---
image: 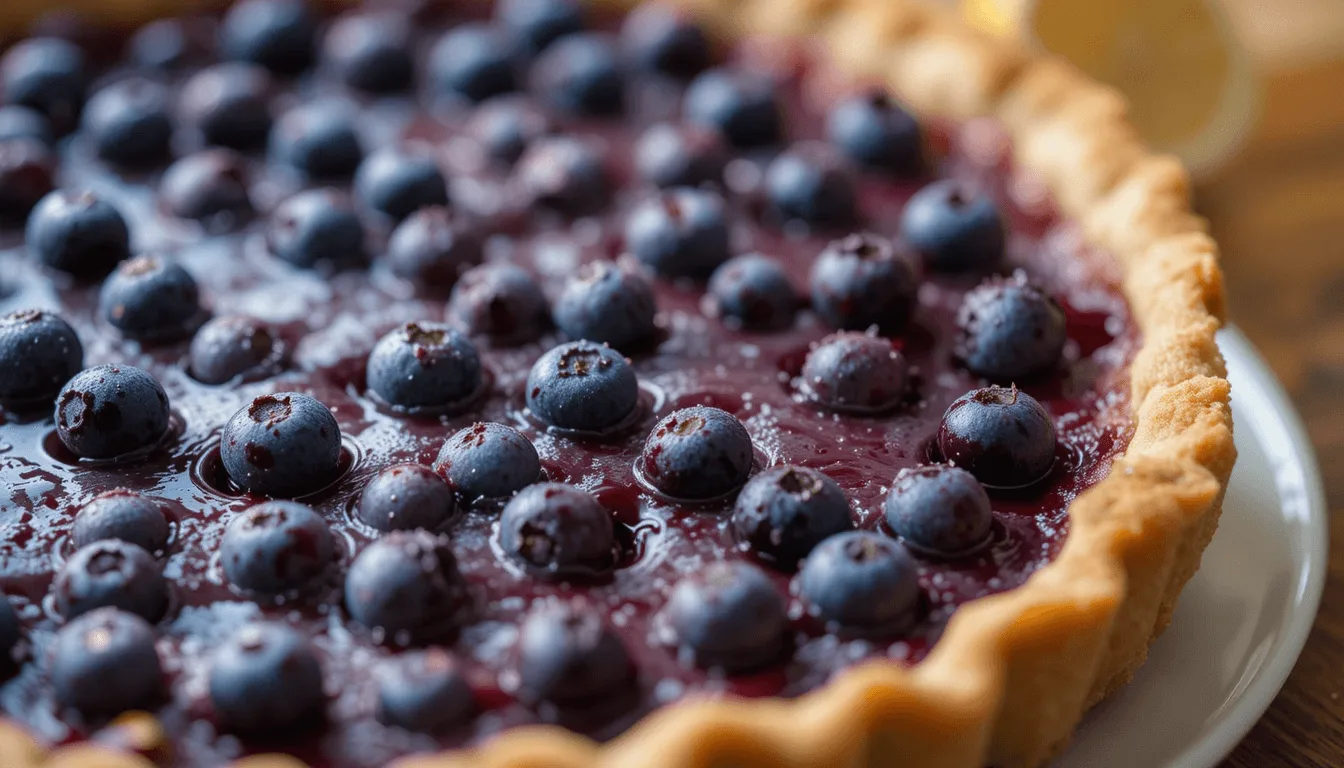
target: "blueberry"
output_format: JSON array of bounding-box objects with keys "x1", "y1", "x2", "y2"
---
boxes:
[
  {"x1": 706, "y1": 254, "x2": 799, "y2": 331},
  {"x1": 0, "y1": 309, "x2": 82, "y2": 408},
  {"x1": 385, "y1": 206, "x2": 481, "y2": 287},
  {"x1": 81, "y1": 78, "x2": 174, "y2": 167},
  {"x1": 188, "y1": 315, "x2": 284, "y2": 384},
  {"x1": 795, "y1": 531, "x2": 921, "y2": 633},
  {"x1": 624, "y1": 188, "x2": 731, "y2": 278},
  {"x1": 938, "y1": 385, "x2": 1056, "y2": 488},
  {"x1": 220, "y1": 0, "x2": 317, "y2": 75},
  {"x1": 0, "y1": 37, "x2": 86, "y2": 135},
  {"x1": 129, "y1": 18, "x2": 205, "y2": 71},
  {"x1": 323, "y1": 11, "x2": 414, "y2": 94},
  {"x1": 496, "y1": 0, "x2": 584, "y2": 53},
  {"x1": 553, "y1": 260, "x2": 658, "y2": 351},
  {"x1": 159, "y1": 149, "x2": 254, "y2": 229},
  {"x1": 221, "y1": 501, "x2": 336, "y2": 595},
  {"x1": 633, "y1": 122, "x2": 726, "y2": 189},
  {"x1": 730, "y1": 465, "x2": 853, "y2": 569},
  {"x1": 465, "y1": 95, "x2": 553, "y2": 166},
  {"x1": 661, "y1": 561, "x2": 787, "y2": 672},
  {"x1": 267, "y1": 189, "x2": 369, "y2": 271},
  {"x1": 514, "y1": 135, "x2": 608, "y2": 216},
  {"x1": 366, "y1": 322, "x2": 483, "y2": 412},
  {"x1": 808, "y1": 233, "x2": 919, "y2": 331},
  {"x1": 209, "y1": 623, "x2": 325, "y2": 734},
  {"x1": 498, "y1": 483, "x2": 617, "y2": 579},
  {"x1": 179, "y1": 63, "x2": 273, "y2": 151},
  {"x1": 446, "y1": 263, "x2": 551, "y2": 345},
  {"x1": 344, "y1": 530, "x2": 469, "y2": 645},
  {"x1": 526, "y1": 341, "x2": 639, "y2": 433},
  {"x1": 71, "y1": 490, "x2": 171, "y2": 554},
  {"x1": 50, "y1": 608, "x2": 163, "y2": 717},
  {"x1": 0, "y1": 598, "x2": 19, "y2": 669},
  {"x1": 374, "y1": 649, "x2": 474, "y2": 732},
  {"x1": 620, "y1": 4, "x2": 710, "y2": 79},
  {"x1": 428, "y1": 24, "x2": 520, "y2": 104},
  {"x1": 884, "y1": 465, "x2": 993, "y2": 556},
  {"x1": 98, "y1": 256, "x2": 205, "y2": 342},
  {"x1": 531, "y1": 33, "x2": 623, "y2": 116},
  {"x1": 955, "y1": 274, "x2": 1067, "y2": 381},
  {"x1": 54, "y1": 540, "x2": 170, "y2": 623},
  {"x1": 798, "y1": 332, "x2": 908, "y2": 414},
  {"x1": 899, "y1": 180, "x2": 1006, "y2": 273},
  {"x1": 516, "y1": 602, "x2": 635, "y2": 709},
  {"x1": 271, "y1": 101, "x2": 365, "y2": 181},
  {"x1": 639, "y1": 406, "x2": 753, "y2": 500},
  {"x1": 765, "y1": 142, "x2": 858, "y2": 228},
  {"x1": 0, "y1": 139, "x2": 55, "y2": 224},
  {"x1": 434, "y1": 422, "x2": 541, "y2": 501},
  {"x1": 220, "y1": 392, "x2": 343, "y2": 497},
  {"x1": 354, "y1": 146, "x2": 450, "y2": 223},
  {"x1": 356, "y1": 463, "x2": 457, "y2": 532},
  {"x1": 0, "y1": 105, "x2": 53, "y2": 146},
  {"x1": 683, "y1": 69, "x2": 781, "y2": 149},
  {"x1": 55, "y1": 365, "x2": 170, "y2": 461},
  {"x1": 25, "y1": 190, "x2": 131, "y2": 277},
  {"x1": 826, "y1": 91, "x2": 923, "y2": 175}
]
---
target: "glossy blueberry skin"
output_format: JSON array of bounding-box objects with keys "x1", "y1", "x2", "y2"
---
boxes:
[
  {"x1": 356, "y1": 463, "x2": 458, "y2": 532},
  {"x1": 323, "y1": 11, "x2": 415, "y2": 94},
  {"x1": 51, "y1": 608, "x2": 163, "y2": 717},
  {"x1": 640, "y1": 406, "x2": 753, "y2": 500},
  {"x1": 798, "y1": 332, "x2": 909, "y2": 413},
  {"x1": 625, "y1": 188, "x2": 731, "y2": 278},
  {"x1": 271, "y1": 101, "x2": 365, "y2": 181},
  {"x1": 899, "y1": 180, "x2": 1006, "y2": 273},
  {"x1": 428, "y1": 24, "x2": 520, "y2": 104},
  {"x1": 98, "y1": 256, "x2": 204, "y2": 342},
  {"x1": 209, "y1": 623, "x2": 325, "y2": 734},
  {"x1": 81, "y1": 78, "x2": 173, "y2": 167},
  {"x1": 553, "y1": 260, "x2": 658, "y2": 351},
  {"x1": 188, "y1": 315, "x2": 283, "y2": 385},
  {"x1": 0, "y1": 598, "x2": 19, "y2": 669},
  {"x1": 25, "y1": 190, "x2": 131, "y2": 277},
  {"x1": 795, "y1": 531, "x2": 922, "y2": 633},
  {"x1": 531, "y1": 33, "x2": 624, "y2": 116},
  {"x1": 826, "y1": 92, "x2": 923, "y2": 176},
  {"x1": 526, "y1": 341, "x2": 640, "y2": 433},
  {"x1": 496, "y1": 0, "x2": 585, "y2": 53},
  {"x1": 434, "y1": 422, "x2": 541, "y2": 501},
  {"x1": 707, "y1": 254, "x2": 799, "y2": 331},
  {"x1": 266, "y1": 189, "x2": 369, "y2": 270},
  {"x1": 220, "y1": 392, "x2": 343, "y2": 498},
  {"x1": 354, "y1": 147, "x2": 450, "y2": 223},
  {"x1": 366, "y1": 322, "x2": 483, "y2": 411},
  {"x1": 55, "y1": 365, "x2": 171, "y2": 461},
  {"x1": 344, "y1": 530, "x2": 469, "y2": 645},
  {"x1": 220, "y1": 501, "x2": 336, "y2": 595},
  {"x1": 661, "y1": 561, "x2": 787, "y2": 672},
  {"x1": 0, "y1": 105, "x2": 53, "y2": 146},
  {"x1": 71, "y1": 490, "x2": 171, "y2": 554},
  {"x1": 0, "y1": 139, "x2": 56, "y2": 224},
  {"x1": 374, "y1": 649, "x2": 474, "y2": 732},
  {"x1": 808, "y1": 233, "x2": 920, "y2": 332},
  {"x1": 447, "y1": 263, "x2": 552, "y2": 345},
  {"x1": 465, "y1": 95, "x2": 553, "y2": 166},
  {"x1": 54, "y1": 540, "x2": 170, "y2": 623},
  {"x1": 730, "y1": 465, "x2": 853, "y2": 569},
  {"x1": 159, "y1": 149, "x2": 254, "y2": 229},
  {"x1": 219, "y1": 0, "x2": 317, "y2": 75},
  {"x1": 620, "y1": 4, "x2": 710, "y2": 79},
  {"x1": 385, "y1": 206, "x2": 482, "y2": 287},
  {"x1": 633, "y1": 122, "x2": 726, "y2": 189},
  {"x1": 0, "y1": 37, "x2": 86, "y2": 135},
  {"x1": 955, "y1": 275, "x2": 1067, "y2": 381},
  {"x1": 129, "y1": 18, "x2": 204, "y2": 71},
  {"x1": 179, "y1": 63, "x2": 273, "y2": 151},
  {"x1": 683, "y1": 68, "x2": 782, "y2": 149},
  {"x1": 498, "y1": 483, "x2": 617, "y2": 579},
  {"x1": 515, "y1": 135, "x2": 608, "y2": 216},
  {"x1": 517, "y1": 602, "x2": 635, "y2": 709},
  {"x1": 764, "y1": 142, "x2": 857, "y2": 227},
  {"x1": 884, "y1": 465, "x2": 993, "y2": 556},
  {"x1": 937, "y1": 386, "x2": 1057, "y2": 488},
  {"x1": 0, "y1": 309, "x2": 83, "y2": 407}
]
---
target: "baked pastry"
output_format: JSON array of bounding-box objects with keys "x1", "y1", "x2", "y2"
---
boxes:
[{"x1": 0, "y1": 1, "x2": 1233, "y2": 767}]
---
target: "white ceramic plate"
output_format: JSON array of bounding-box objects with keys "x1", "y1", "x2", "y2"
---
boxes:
[{"x1": 1057, "y1": 328, "x2": 1328, "y2": 768}]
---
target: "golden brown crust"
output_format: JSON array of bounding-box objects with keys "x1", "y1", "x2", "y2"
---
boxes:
[{"x1": 0, "y1": 1, "x2": 1234, "y2": 767}]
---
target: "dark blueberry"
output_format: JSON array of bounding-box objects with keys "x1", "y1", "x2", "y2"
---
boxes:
[
  {"x1": 639, "y1": 406, "x2": 752, "y2": 500},
  {"x1": 428, "y1": 24, "x2": 520, "y2": 104},
  {"x1": 526, "y1": 341, "x2": 639, "y2": 433},
  {"x1": 795, "y1": 531, "x2": 921, "y2": 633},
  {"x1": 434, "y1": 422, "x2": 541, "y2": 501},
  {"x1": 516, "y1": 602, "x2": 635, "y2": 710},
  {"x1": 899, "y1": 180, "x2": 1006, "y2": 273},
  {"x1": 496, "y1": 0, "x2": 584, "y2": 53},
  {"x1": 937, "y1": 385, "x2": 1056, "y2": 488},
  {"x1": 366, "y1": 322, "x2": 483, "y2": 412},
  {"x1": 826, "y1": 91, "x2": 923, "y2": 175},
  {"x1": 0, "y1": 105, "x2": 52, "y2": 146},
  {"x1": 683, "y1": 68, "x2": 782, "y2": 149},
  {"x1": 765, "y1": 142, "x2": 858, "y2": 228},
  {"x1": 208, "y1": 623, "x2": 325, "y2": 734},
  {"x1": 374, "y1": 649, "x2": 474, "y2": 732},
  {"x1": 271, "y1": 101, "x2": 365, "y2": 181},
  {"x1": 446, "y1": 263, "x2": 551, "y2": 345},
  {"x1": 955, "y1": 274, "x2": 1067, "y2": 381},
  {"x1": 55, "y1": 365, "x2": 170, "y2": 461},
  {"x1": 624, "y1": 188, "x2": 730, "y2": 278},
  {"x1": 553, "y1": 260, "x2": 657, "y2": 351},
  {"x1": 730, "y1": 465, "x2": 853, "y2": 569},
  {"x1": 266, "y1": 189, "x2": 369, "y2": 270},
  {"x1": 0, "y1": 140, "x2": 57, "y2": 225},
  {"x1": 0, "y1": 598, "x2": 19, "y2": 669},
  {"x1": 0, "y1": 37, "x2": 86, "y2": 134},
  {"x1": 219, "y1": 392, "x2": 343, "y2": 497},
  {"x1": 531, "y1": 33, "x2": 623, "y2": 116},
  {"x1": 354, "y1": 146, "x2": 450, "y2": 223},
  {"x1": 179, "y1": 63, "x2": 273, "y2": 151},
  {"x1": 159, "y1": 149, "x2": 254, "y2": 229},
  {"x1": 50, "y1": 608, "x2": 163, "y2": 717},
  {"x1": 344, "y1": 530, "x2": 469, "y2": 645},
  {"x1": 465, "y1": 95, "x2": 552, "y2": 166},
  {"x1": 620, "y1": 3, "x2": 710, "y2": 79},
  {"x1": 323, "y1": 11, "x2": 414, "y2": 94},
  {"x1": 0, "y1": 309, "x2": 82, "y2": 408},
  {"x1": 25, "y1": 190, "x2": 130, "y2": 277},
  {"x1": 385, "y1": 206, "x2": 481, "y2": 287},
  {"x1": 129, "y1": 18, "x2": 206, "y2": 71},
  {"x1": 633, "y1": 122, "x2": 726, "y2": 189},
  {"x1": 71, "y1": 490, "x2": 171, "y2": 554},
  {"x1": 808, "y1": 233, "x2": 919, "y2": 331},
  {"x1": 498, "y1": 483, "x2": 616, "y2": 579},
  {"x1": 356, "y1": 464, "x2": 457, "y2": 532},
  {"x1": 220, "y1": 0, "x2": 317, "y2": 75},
  {"x1": 706, "y1": 253, "x2": 799, "y2": 331},
  {"x1": 53, "y1": 540, "x2": 170, "y2": 623},
  {"x1": 188, "y1": 315, "x2": 284, "y2": 385},
  {"x1": 220, "y1": 501, "x2": 336, "y2": 595},
  {"x1": 98, "y1": 256, "x2": 204, "y2": 342},
  {"x1": 514, "y1": 135, "x2": 608, "y2": 216},
  {"x1": 884, "y1": 465, "x2": 993, "y2": 556},
  {"x1": 660, "y1": 561, "x2": 787, "y2": 672},
  {"x1": 81, "y1": 78, "x2": 174, "y2": 167},
  {"x1": 798, "y1": 332, "x2": 908, "y2": 414}
]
